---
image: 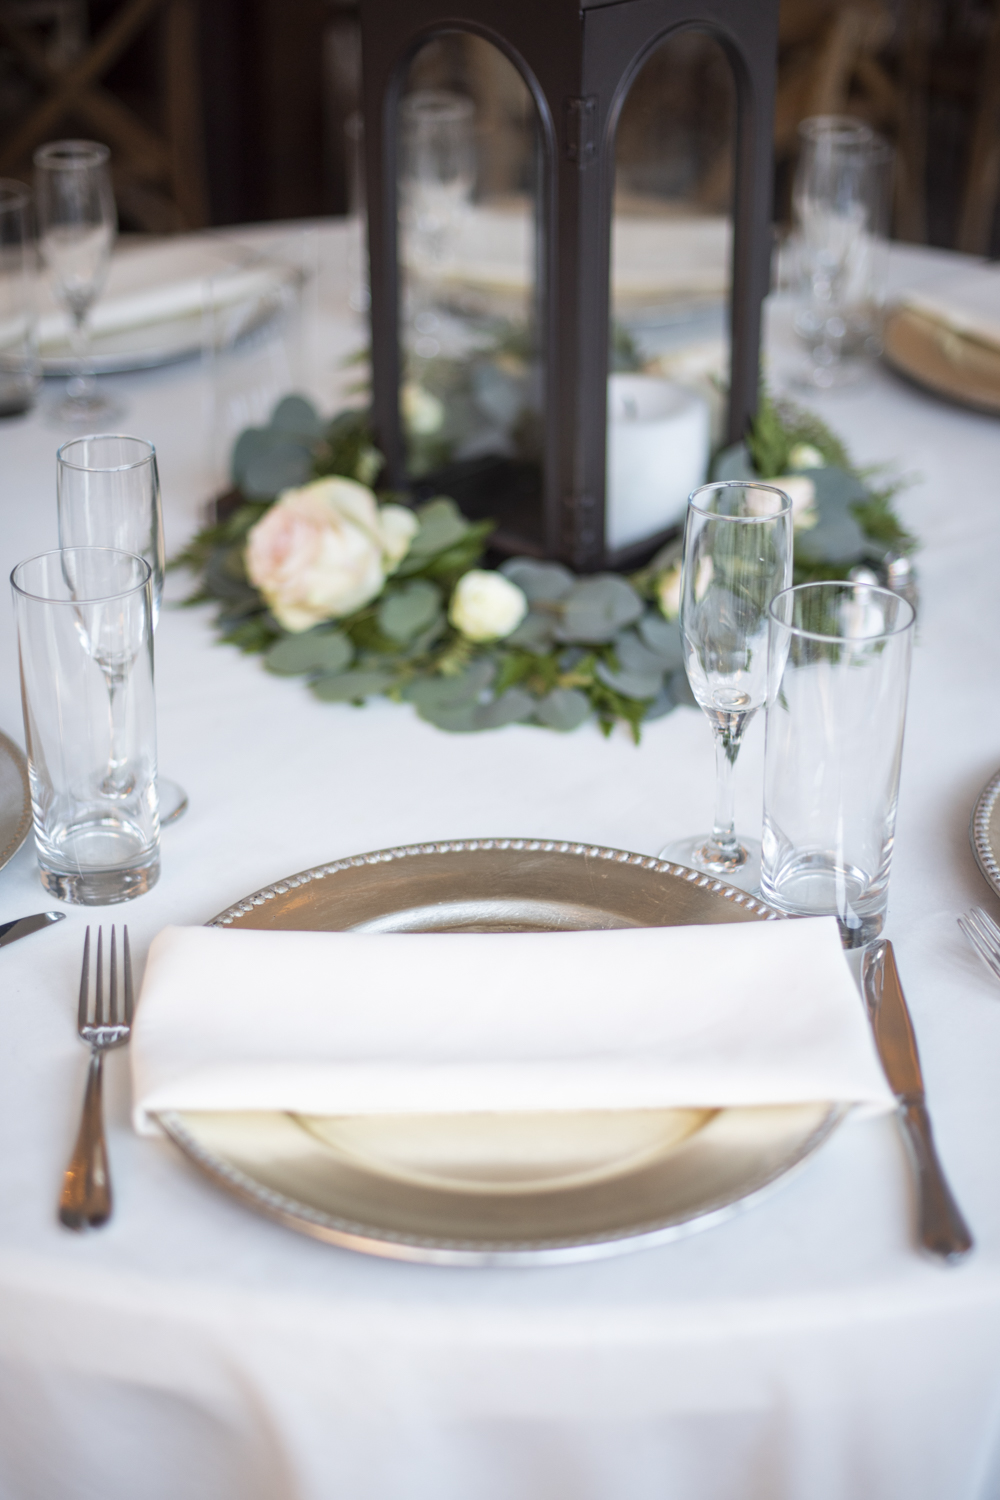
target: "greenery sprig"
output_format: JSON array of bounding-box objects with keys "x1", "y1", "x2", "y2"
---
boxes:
[{"x1": 172, "y1": 390, "x2": 915, "y2": 740}]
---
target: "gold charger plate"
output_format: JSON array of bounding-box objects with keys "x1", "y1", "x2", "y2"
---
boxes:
[
  {"x1": 971, "y1": 770, "x2": 1000, "y2": 900},
  {"x1": 0, "y1": 730, "x2": 31, "y2": 875},
  {"x1": 158, "y1": 840, "x2": 844, "y2": 1265},
  {"x1": 883, "y1": 305, "x2": 1000, "y2": 416}
]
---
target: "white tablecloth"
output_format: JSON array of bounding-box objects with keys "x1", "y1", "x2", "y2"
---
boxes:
[{"x1": 1, "y1": 223, "x2": 999, "y2": 1500}]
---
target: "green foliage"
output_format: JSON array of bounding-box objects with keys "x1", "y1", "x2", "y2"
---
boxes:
[{"x1": 174, "y1": 390, "x2": 918, "y2": 742}]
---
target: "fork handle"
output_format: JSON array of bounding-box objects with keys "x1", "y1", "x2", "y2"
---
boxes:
[{"x1": 59, "y1": 1049, "x2": 112, "y2": 1230}]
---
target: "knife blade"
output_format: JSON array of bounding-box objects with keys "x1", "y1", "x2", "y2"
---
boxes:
[
  {"x1": 0, "y1": 911, "x2": 65, "y2": 949},
  {"x1": 862, "y1": 939, "x2": 973, "y2": 1263}
]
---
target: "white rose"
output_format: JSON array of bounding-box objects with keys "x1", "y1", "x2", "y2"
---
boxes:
[
  {"x1": 246, "y1": 477, "x2": 410, "y2": 633},
  {"x1": 379, "y1": 504, "x2": 419, "y2": 569},
  {"x1": 402, "y1": 382, "x2": 445, "y2": 436},
  {"x1": 788, "y1": 443, "x2": 825, "y2": 471},
  {"x1": 657, "y1": 562, "x2": 682, "y2": 620},
  {"x1": 772, "y1": 474, "x2": 818, "y2": 531},
  {"x1": 449, "y1": 569, "x2": 528, "y2": 643}
]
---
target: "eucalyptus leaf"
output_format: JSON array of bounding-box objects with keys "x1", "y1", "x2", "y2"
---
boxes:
[
  {"x1": 595, "y1": 659, "x2": 663, "y2": 700},
  {"x1": 265, "y1": 630, "x2": 353, "y2": 677},
  {"x1": 637, "y1": 612, "x2": 685, "y2": 669},
  {"x1": 614, "y1": 630, "x2": 670, "y2": 680},
  {"x1": 378, "y1": 580, "x2": 442, "y2": 644},
  {"x1": 504, "y1": 611, "x2": 556, "y2": 650},
  {"x1": 205, "y1": 548, "x2": 256, "y2": 604},
  {"x1": 242, "y1": 439, "x2": 314, "y2": 500},
  {"x1": 269, "y1": 394, "x2": 324, "y2": 439},
  {"x1": 473, "y1": 688, "x2": 534, "y2": 730},
  {"x1": 230, "y1": 427, "x2": 271, "y2": 487},
  {"x1": 311, "y1": 669, "x2": 395, "y2": 702},
  {"x1": 414, "y1": 700, "x2": 479, "y2": 732},
  {"x1": 403, "y1": 657, "x2": 495, "y2": 712},
  {"x1": 668, "y1": 669, "x2": 697, "y2": 708},
  {"x1": 499, "y1": 558, "x2": 574, "y2": 603},
  {"x1": 533, "y1": 688, "x2": 591, "y2": 732},
  {"x1": 556, "y1": 575, "x2": 643, "y2": 643},
  {"x1": 406, "y1": 497, "x2": 470, "y2": 558},
  {"x1": 794, "y1": 466, "x2": 871, "y2": 566},
  {"x1": 643, "y1": 682, "x2": 677, "y2": 720}
]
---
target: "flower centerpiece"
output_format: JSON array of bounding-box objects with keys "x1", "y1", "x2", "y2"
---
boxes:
[{"x1": 175, "y1": 391, "x2": 914, "y2": 739}]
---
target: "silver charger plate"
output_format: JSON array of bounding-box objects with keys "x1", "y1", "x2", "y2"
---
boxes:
[
  {"x1": 157, "y1": 840, "x2": 844, "y2": 1266},
  {"x1": 971, "y1": 769, "x2": 1000, "y2": 899},
  {"x1": 0, "y1": 731, "x2": 31, "y2": 875}
]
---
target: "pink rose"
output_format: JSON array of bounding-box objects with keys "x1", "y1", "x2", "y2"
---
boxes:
[{"x1": 245, "y1": 478, "x2": 417, "y2": 633}]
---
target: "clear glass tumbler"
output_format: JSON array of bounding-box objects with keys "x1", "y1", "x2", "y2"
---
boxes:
[
  {"x1": 760, "y1": 581, "x2": 915, "y2": 947},
  {"x1": 0, "y1": 179, "x2": 38, "y2": 417},
  {"x1": 11, "y1": 548, "x2": 160, "y2": 904},
  {"x1": 793, "y1": 117, "x2": 893, "y2": 388}
]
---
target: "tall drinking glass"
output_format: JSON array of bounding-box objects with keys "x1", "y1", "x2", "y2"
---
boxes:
[
  {"x1": 662, "y1": 480, "x2": 794, "y2": 890},
  {"x1": 56, "y1": 434, "x2": 187, "y2": 823},
  {"x1": 760, "y1": 581, "x2": 915, "y2": 947},
  {"x1": 12, "y1": 548, "x2": 159, "y2": 904},
  {"x1": 0, "y1": 179, "x2": 39, "y2": 417},
  {"x1": 34, "y1": 140, "x2": 118, "y2": 424},
  {"x1": 400, "y1": 91, "x2": 475, "y2": 269},
  {"x1": 793, "y1": 118, "x2": 892, "y2": 388}
]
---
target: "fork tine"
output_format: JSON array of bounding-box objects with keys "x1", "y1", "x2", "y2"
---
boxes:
[
  {"x1": 78, "y1": 927, "x2": 91, "y2": 1030},
  {"x1": 959, "y1": 914, "x2": 1000, "y2": 983},
  {"x1": 95, "y1": 927, "x2": 104, "y2": 1026},
  {"x1": 109, "y1": 927, "x2": 118, "y2": 1025},
  {"x1": 123, "y1": 926, "x2": 133, "y2": 1027},
  {"x1": 973, "y1": 906, "x2": 1000, "y2": 948}
]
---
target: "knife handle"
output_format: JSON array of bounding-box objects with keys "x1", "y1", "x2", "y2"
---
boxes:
[{"x1": 899, "y1": 1098, "x2": 973, "y2": 1262}]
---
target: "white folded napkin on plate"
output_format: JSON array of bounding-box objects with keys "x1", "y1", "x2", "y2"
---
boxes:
[
  {"x1": 131, "y1": 919, "x2": 894, "y2": 1134},
  {"x1": 900, "y1": 264, "x2": 1000, "y2": 354},
  {"x1": 36, "y1": 238, "x2": 297, "y2": 350}
]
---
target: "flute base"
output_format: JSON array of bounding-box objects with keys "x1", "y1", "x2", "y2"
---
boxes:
[
  {"x1": 659, "y1": 833, "x2": 761, "y2": 894},
  {"x1": 48, "y1": 380, "x2": 123, "y2": 427},
  {"x1": 158, "y1": 777, "x2": 189, "y2": 827}
]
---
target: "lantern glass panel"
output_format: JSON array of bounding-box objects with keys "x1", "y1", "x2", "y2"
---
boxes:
[
  {"x1": 397, "y1": 35, "x2": 545, "y2": 542},
  {"x1": 607, "y1": 30, "x2": 736, "y2": 554}
]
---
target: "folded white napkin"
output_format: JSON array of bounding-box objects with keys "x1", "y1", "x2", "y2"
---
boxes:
[
  {"x1": 131, "y1": 919, "x2": 894, "y2": 1134},
  {"x1": 900, "y1": 265, "x2": 1000, "y2": 354},
  {"x1": 36, "y1": 238, "x2": 297, "y2": 350}
]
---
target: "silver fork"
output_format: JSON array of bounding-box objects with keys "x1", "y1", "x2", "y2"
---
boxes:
[
  {"x1": 59, "y1": 926, "x2": 133, "y2": 1230},
  {"x1": 958, "y1": 907, "x2": 1000, "y2": 986}
]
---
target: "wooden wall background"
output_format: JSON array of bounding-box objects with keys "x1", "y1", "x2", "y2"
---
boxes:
[{"x1": 0, "y1": 0, "x2": 996, "y2": 253}]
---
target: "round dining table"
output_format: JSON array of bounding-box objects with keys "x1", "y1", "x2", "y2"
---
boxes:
[{"x1": 0, "y1": 219, "x2": 999, "y2": 1500}]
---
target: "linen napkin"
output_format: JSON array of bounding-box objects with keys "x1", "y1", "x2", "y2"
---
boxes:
[
  {"x1": 36, "y1": 238, "x2": 297, "y2": 352},
  {"x1": 899, "y1": 264, "x2": 1000, "y2": 354},
  {"x1": 131, "y1": 919, "x2": 894, "y2": 1134}
]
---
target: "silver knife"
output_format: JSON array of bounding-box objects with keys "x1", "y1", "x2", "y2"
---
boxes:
[
  {"x1": 862, "y1": 939, "x2": 973, "y2": 1263},
  {"x1": 0, "y1": 911, "x2": 65, "y2": 949}
]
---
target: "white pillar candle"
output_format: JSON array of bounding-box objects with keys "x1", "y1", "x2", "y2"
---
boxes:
[{"x1": 606, "y1": 374, "x2": 711, "y2": 551}]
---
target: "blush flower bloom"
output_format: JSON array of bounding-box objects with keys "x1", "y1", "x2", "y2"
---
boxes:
[{"x1": 246, "y1": 478, "x2": 418, "y2": 633}]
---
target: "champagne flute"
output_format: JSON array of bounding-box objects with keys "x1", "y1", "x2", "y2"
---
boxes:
[
  {"x1": 57, "y1": 434, "x2": 188, "y2": 824},
  {"x1": 34, "y1": 139, "x2": 119, "y2": 424},
  {"x1": 661, "y1": 480, "x2": 793, "y2": 890}
]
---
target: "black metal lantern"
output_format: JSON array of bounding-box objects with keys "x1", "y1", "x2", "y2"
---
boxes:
[{"x1": 359, "y1": 0, "x2": 779, "y2": 572}]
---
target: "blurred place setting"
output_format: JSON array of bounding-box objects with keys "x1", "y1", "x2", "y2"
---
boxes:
[{"x1": 0, "y1": 2, "x2": 999, "y2": 1498}]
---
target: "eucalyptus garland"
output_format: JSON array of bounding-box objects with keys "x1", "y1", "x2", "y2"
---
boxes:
[{"x1": 174, "y1": 391, "x2": 915, "y2": 740}]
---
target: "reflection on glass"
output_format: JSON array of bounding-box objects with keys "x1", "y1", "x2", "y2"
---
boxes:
[
  {"x1": 397, "y1": 36, "x2": 543, "y2": 542},
  {"x1": 608, "y1": 32, "x2": 735, "y2": 553}
]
